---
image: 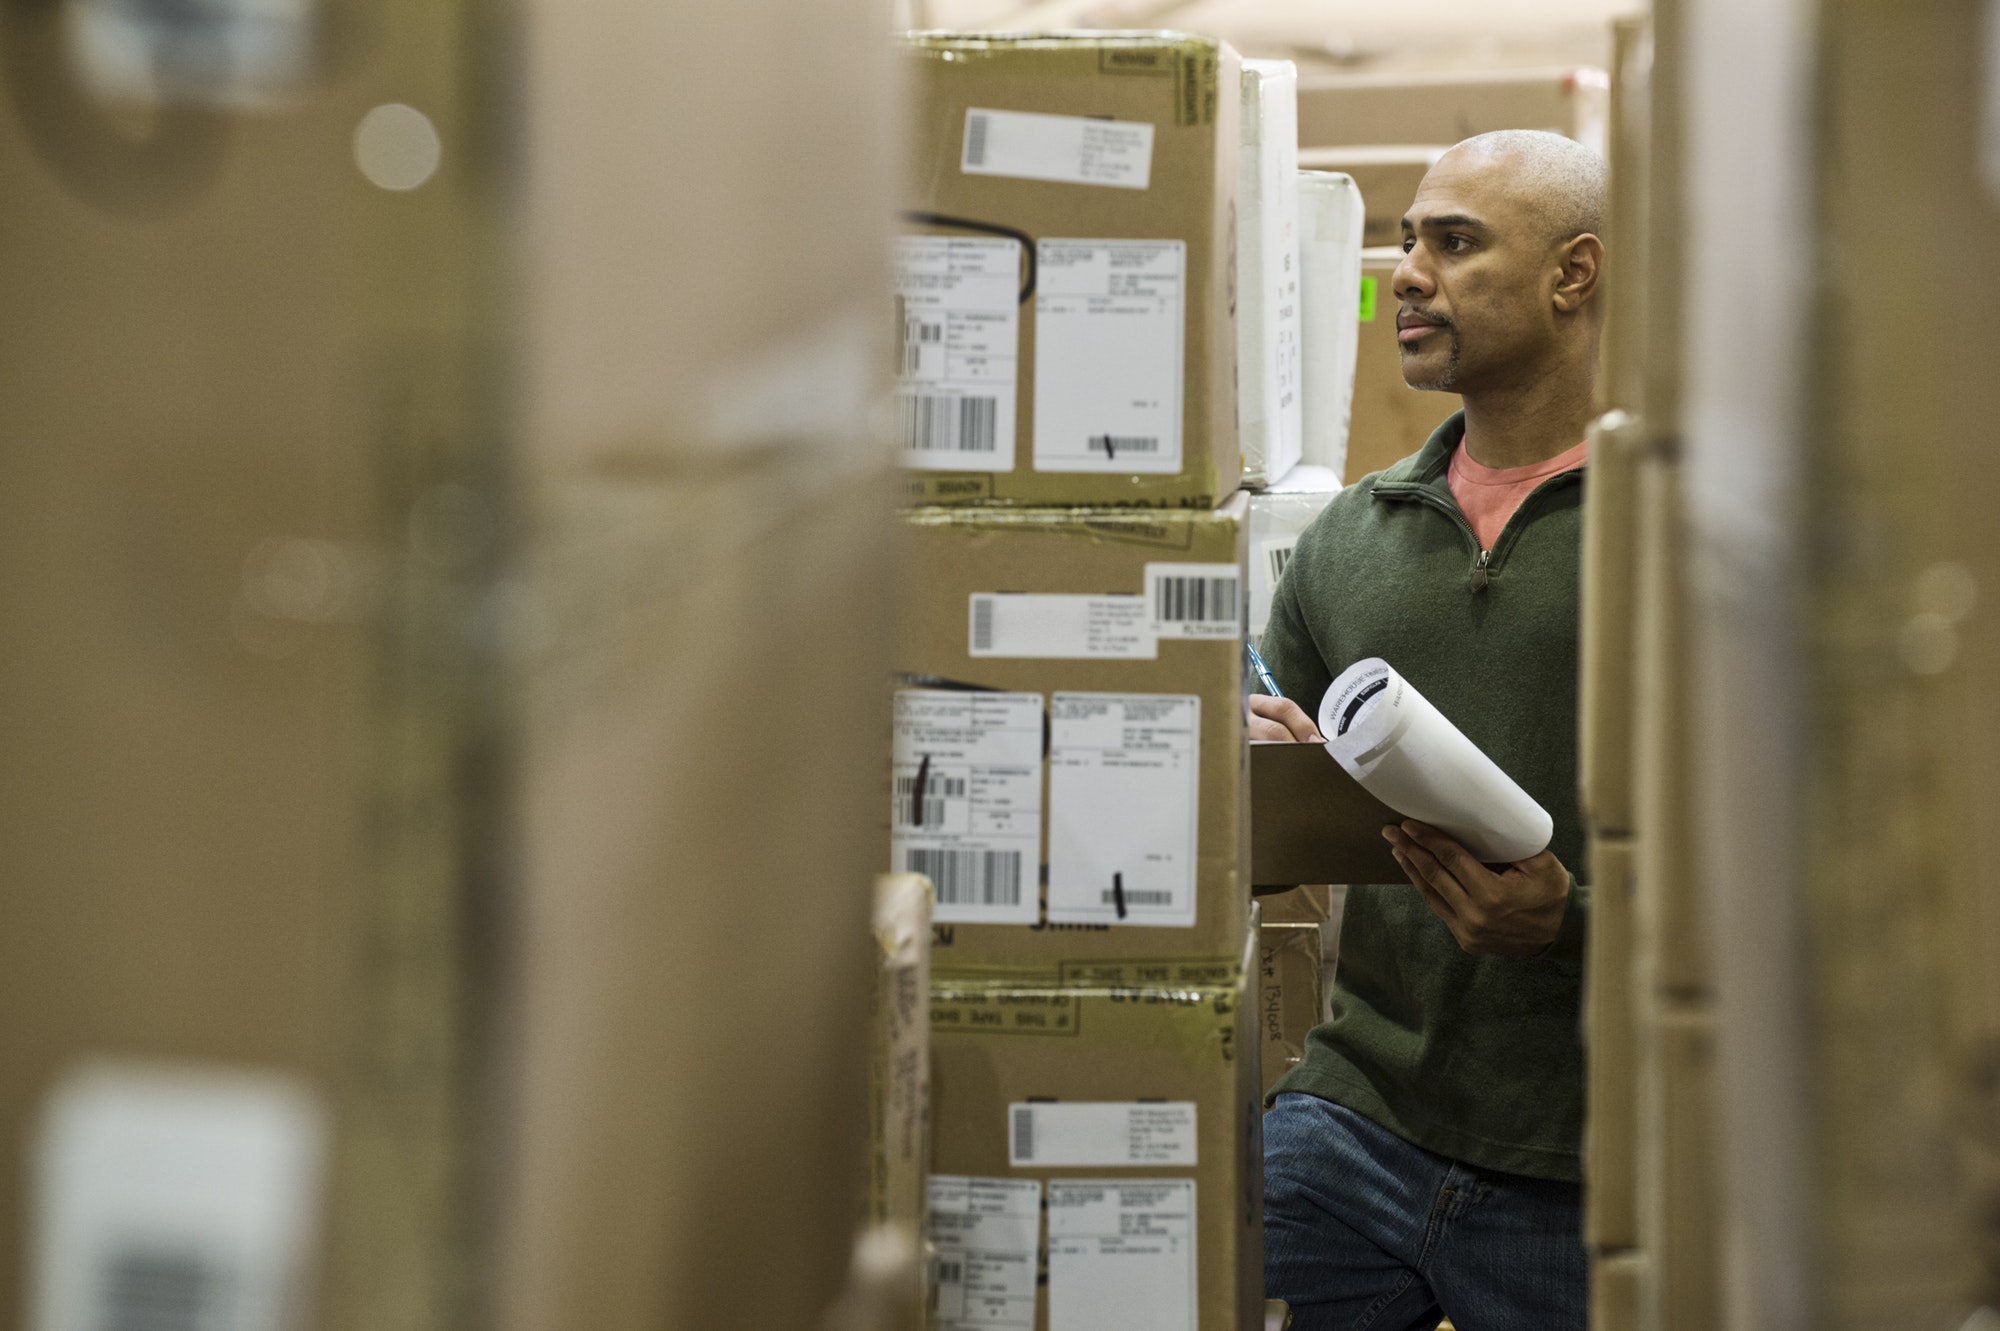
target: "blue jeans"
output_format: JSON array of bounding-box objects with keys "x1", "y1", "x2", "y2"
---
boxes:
[{"x1": 1264, "y1": 1092, "x2": 1588, "y2": 1331}]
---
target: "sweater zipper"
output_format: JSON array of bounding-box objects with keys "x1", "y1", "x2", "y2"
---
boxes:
[
  {"x1": 1374, "y1": 468, "x2": 1582, "y2": 593},
  {"x1": 1387, "y1": 488, "x2": 1490, "y2": 590}
]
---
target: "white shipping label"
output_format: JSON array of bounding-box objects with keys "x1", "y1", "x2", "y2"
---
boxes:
[
  {"x1": 970, "y1": 594, "x2": 1156, "y2": 660},
  {"x1": 1047, "y1": 1180, "x2": 1198, "y2": 1331},
  {"x1": 962, "y1": 107, "x2": 1154, "y2": 190},
  {"x1": 892, "y1": 691, "x2": 1044, "y2": 924},
  {"x1": 896, "y1": 236, "x2": 1021, "y2": 470},
  {"x1": 32, "y1": 1062, "x2": 328, "y2": 1331},
  {"x1": 1009, "y1": 1102, "x2": 1198, "y2": 1167},
  {"x1": 929, "y1": 1175, "x2": 1043, "y2": 1331},
  {"x1": 1033, "y1": 240, "x2": 1185, "y2": 475},
  {"x1": 1047, "y1": 693, "x2": 1200, "y2": 926},
  {"x1": 1144, "y1": 563, "x2": 1242, "y2": 640}
]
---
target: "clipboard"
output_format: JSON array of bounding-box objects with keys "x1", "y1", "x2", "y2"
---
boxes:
[{"x1": 1249, "y1": 740, "x2": 1405, "y2": 890}]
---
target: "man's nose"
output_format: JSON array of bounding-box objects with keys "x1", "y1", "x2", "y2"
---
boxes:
[{"x1": 1392, "y1": 245, "x2": 1434, "y2": 302}]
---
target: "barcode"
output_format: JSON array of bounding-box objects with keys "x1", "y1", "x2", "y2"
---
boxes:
[
  {"x1": 1267, "y1": 543, "x2": 1294, "y2": 585},
  {"x1": 1102, "y1": 889, "x2": 1175, "y2": 905},
  {"x1": 100, "y1": 1246, "x2": 231, "y2": 1331},
  {"x1": 905, "y1": 848, "x2": 1022, "y2": 906},
  {"x1": 1012, "y1": 1105, "x2": 1035, "y2": 1162},
  {"x1": 1155, "y1": 575, "x2": 1239, "y2": 624},
  {"x1": 896, "y1": 773, "x2": 967, "y2": 799},
  {"x1": 904, "y1": 394, "x2": 998, "y2": 453},
  {"x1": 971, "y1": 596, "x2": 996, "y2": 652},
  {"x1": 901, "y1": 316, "x2": 944, "y2": 376},
  {"x1": 899, "y1": 799, "x2": 948, "y2": 829},
  {"x1": 935, "y1": 1258, "x2": 964, "y2": 1286},
  {"x1": 964, "y1": 110, "x2": 990, "y2": 167},
  {"x1": 1089, "y1": 434, "x2": 1160, "y2": 458}
]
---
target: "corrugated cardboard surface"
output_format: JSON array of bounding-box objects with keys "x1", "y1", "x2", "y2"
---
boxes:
[
  {"x1": 1295, "y1": 67, "x2": 1610, "y2": 153},
  {"x1": 1583, "y1": 836, "x2": 1639, "y2": 1251},
  {"x1": 0, "y1": 5, "x2": 489, "y2": 1328},
  {"x1": 1345, "y1": 249, "x2": 1458, "y2": 483},
  {"x1": 495, "y1": 1, "x2": 900, "y2": 1328},
  {"x1": 929, "y1": 936, "x2": 1262, "y2": 1331},
  {"x1": 1258, "y1": 923, "x2": 1323, "y2": 1098},
  {"x1": 898, "y1": 33, "x2": 1241, "y2": 508},
  {"x1": 897, "y1": 497, "x2": 1250, "y2": 971},
  {"x1": 1579, "y1": 412, "x2": 1643, "y2": 835},
  {"x1": 505, "y1": 460, "x2": 899, "y2": 1331}
]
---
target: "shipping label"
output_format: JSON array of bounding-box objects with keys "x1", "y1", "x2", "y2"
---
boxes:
[
  {"x1": 1033, "y1": 240, "x2": 1185, "y2": 474},
  {"x1": 1008, "y1": 1101, "x2": 1198, "y2": 1168},
  {"x1": 1048, "y1": 693, "x2": 1200, "y2": 927},
  {"x1": 896, "y1": 236, "x2": 1020, "y2": 471},
  {"x1": 961, "y1": 107, "x2": 1154, "y2": 190},
  {"x1": 969, "y1": 593, "x2": 1155, "y2": 660},
  {"x1": 929, "y1": 1175, "x2": 1043, "y2": 1331},
  {"x1": 1047, "y1": 1180, "x2": 1198, "y2": 1331},
  {"x1": 892, "y1": 691, "x2": 1043, "y2": 924}
]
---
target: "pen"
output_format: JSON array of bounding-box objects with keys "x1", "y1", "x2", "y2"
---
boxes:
[{"x1": 1247, "y1": 641, "x2": 1282, "y2": 698}]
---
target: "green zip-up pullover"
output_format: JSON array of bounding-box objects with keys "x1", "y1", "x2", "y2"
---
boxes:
[{"x1": 1261, "y1": 411, "x2": 1588, "y2": 1182}]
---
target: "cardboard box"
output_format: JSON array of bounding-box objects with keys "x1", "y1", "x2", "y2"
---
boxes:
[
  {"x1": 1258, "y1": 922, "x2": 1323, "y2": 1098},
  {"x1": 1237, "y1": 59, "x2": 1303, "y2": 489},
  {"x1": 1580, "y1": 413, "x2": 1643, "y2": 835},
  {"x1": 896, "y1": 33, "x2": 1241, "y2": 509},
  {"x1": 1345, "y1": 248, "x2": 1459, "y2": 483},
  {"x1": 1296, "y1": 67, "x2": 1611, "y2": 155},
  {"x1": 1296, "y1": 145, "x2": 1443, "y2": 250},
  {"x1": 1584, "y1": 836, "x2": 1639, "y2": 1251},
  {"x1": 1248, "y1": 463, "x2": 1340, "y2": 641},
  {"x1": 927, "y1": 936, "x2": 1262, "y2": 1331},
  {"x1": 894, "y1": 496, "x2": 1251, "y2": 971},
  {"x1": 871, "y1": 875, "x2": 935, "y2": 1238},
  {"x1": 1297, "y1": 171, "x2": 1364, "y2": 476}
]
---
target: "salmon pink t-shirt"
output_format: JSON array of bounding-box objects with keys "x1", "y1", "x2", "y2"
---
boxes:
[{"x1": 1447, "y1": 437, "x2": 1591, "y2": 552}]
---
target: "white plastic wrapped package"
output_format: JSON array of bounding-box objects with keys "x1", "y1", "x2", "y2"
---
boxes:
[
  {"x1": 1318, "y1": 658, "x2": 1552, "y2": 864},
  {"x1": 1237, "y1": 59, "x2": 1304, "y2": 486},
  {"x1": 1248, "y1": 463, "x2": 1340, "y2": 640},
  {"x1": 1297, "y1": 170, "x2": 1365, "y2": 477}
]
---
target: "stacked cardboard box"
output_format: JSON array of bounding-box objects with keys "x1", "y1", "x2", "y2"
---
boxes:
[{"x1": 895, "y1": 35, "x2": 1287, "y2": 1328}]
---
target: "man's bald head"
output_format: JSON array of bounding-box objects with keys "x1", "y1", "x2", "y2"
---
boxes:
[
  {"x1": 1393, "y1": 128, "x2": 1609, "y2": 399},
  {"x1": 1437, "y1": 130, "x2": 1607, "y2": 245}
]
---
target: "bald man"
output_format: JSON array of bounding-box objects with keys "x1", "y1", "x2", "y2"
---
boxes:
[{"x1": 1252, "y1": 131, "x2": 1606, "y2": 1330}]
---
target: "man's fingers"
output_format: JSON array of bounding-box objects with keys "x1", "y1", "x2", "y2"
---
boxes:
[
  {"x1": 1399, "y1": 820, "x2": 1489, "y2": 882},
  {"x1": 1247, "y1": 715, "x2": 1297, "y2": 741},
  {"x1": 1248, "y1": 694, "x2": 1324, "y2": 744},
  {"x1": 1386, "y1": 826, "x2": 1474, "y2": 915},
  {"x1": 1397, "y1": 851, "x2": 1458, "y2": 921}
]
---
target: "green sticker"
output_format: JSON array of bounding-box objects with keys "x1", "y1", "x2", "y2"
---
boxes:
[{"x1": 1358, "y1": 275, "x2": 1378, "y2": 323}]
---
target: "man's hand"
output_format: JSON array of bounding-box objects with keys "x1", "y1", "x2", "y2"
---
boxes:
[
  {"x1": 1249, "y1": 693, "x2": 1323, "y2": 743},
  {"x1": 1384, "y1": 820, "x2": 1571, "y2": 956}
]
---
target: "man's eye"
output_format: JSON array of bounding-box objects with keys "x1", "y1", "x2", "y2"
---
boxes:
[
  {"x1": 1445, "y1": 235, "x2": 1473, "y2": 253},
  {"x1": 1401, "y1": 238, "x2": 1416, "y2": 253}
]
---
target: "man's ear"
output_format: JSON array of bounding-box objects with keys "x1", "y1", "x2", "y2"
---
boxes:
[{"x1": 1553, "y1": 234, "x2": 1603, "y2": 313}]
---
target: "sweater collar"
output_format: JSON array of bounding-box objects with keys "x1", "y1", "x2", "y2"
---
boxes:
[
  {"x1": 1369, "y1": 410, "x2": 1591, "y2": 496},
  {"x1": 1370, "y1": 411, "x2": 1468, "y2": 495}
]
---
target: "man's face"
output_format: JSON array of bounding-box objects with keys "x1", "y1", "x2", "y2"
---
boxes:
[{"x1": 1391, "y1": 150, "x2": 1564, "y2": 393}]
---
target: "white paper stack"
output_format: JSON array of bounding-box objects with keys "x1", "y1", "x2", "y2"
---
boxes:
[
  {"x1": 1248, "y1": 463, "x2": 1341, "y2": 640},
  {"x1": 1238, "y1": 59, "x2": 1303, "y2": 487},
  {"x1": 1318, "y1": 658, "x2": 1553, "y2": 864},
  {"x1": 1297, "y1": 170, "x2": 1366, "y2": 479}
]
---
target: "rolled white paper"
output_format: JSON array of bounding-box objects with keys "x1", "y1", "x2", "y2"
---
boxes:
[{"x1": 1319, "y1": 658, "x2": 1553, "y2": 864}]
